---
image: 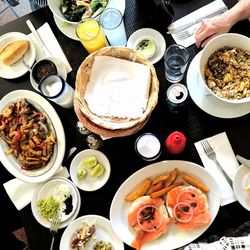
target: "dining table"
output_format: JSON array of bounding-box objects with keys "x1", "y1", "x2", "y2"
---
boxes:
[{"x1": 0, "y1": 0, "x2": 250, "y2": 249}]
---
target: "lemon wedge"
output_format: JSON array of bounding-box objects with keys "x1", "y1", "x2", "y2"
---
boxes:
[{"x1": 90, "y1": 163, "x2": 104, "y2": 178}]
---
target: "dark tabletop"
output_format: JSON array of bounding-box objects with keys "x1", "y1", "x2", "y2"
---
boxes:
[{"x1": 0, "y1": 0, "x2": 250, "y2": 249}]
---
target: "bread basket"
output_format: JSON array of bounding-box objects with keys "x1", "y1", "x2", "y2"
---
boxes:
[{"x1": 74, "y1": 46, "x2": 159, "y2": 137}]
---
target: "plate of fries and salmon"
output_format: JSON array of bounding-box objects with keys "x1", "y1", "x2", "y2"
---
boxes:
[
  {"x1": 110, "y1": 160, "x2": 220, "y2": 250},
  {"x1": 0, "y1": 90, "x2": 66, "y2": 183}
]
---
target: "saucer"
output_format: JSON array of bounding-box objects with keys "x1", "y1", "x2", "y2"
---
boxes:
[
  {"x1": 31, "y1": 177, "x2": 81, "y2": 229},
  {"x1": 70, "y1": 149, "x2": 111, "y2": 192},
  {"x1": 186, "y1": 52, "x2": 250, "y2": 118},
  {"x1": 53, "y1": 0, "x2": 126, "y2": 40},
  {"x1": 30, "y1": 56, "x2": 67, "y2": 92},
  {"x1": 127, "y1": 28, "x2": 166, "y2": 64},
  {"x1": 233, "y1": 165, "x2": 250, "y2": 211},
  {"x1": 0, "y1": 32, "x2": 36, "y2": 79}
]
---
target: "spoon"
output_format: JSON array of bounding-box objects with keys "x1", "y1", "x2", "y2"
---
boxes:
[{"x1": 236, "y1": 155, "x2": 250, "y2": 168}]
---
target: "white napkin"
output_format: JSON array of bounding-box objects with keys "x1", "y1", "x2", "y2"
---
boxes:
[
  {"x1": 3, "y1": 166, "x2": 69, "y2": 211},
  {"x1": 168, "y1": 0, "x2": 227, "y2": 47},
  {"x1": 184, "y1": 235, "x2": 250, "y2": 250},
  {"x1": 194, "y1": 132, "x2": 238, "y2": 206},
  {"x1": 84, "y1": 56, "x2": 151, "y2": 119},
  {"x1": 28, "y1": 22, "x2": 72, "y2": 73}
]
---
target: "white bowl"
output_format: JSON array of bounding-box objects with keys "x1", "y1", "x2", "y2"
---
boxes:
[
  {"x1": 48, "y1": 0, "x2": 110, "y2": 25},
  {"x1": 199, "y1": 33, "x2": 250, "y2": 104},
  {"x1": 70, "y1": 149, "x2": 111, "y2": 191}
]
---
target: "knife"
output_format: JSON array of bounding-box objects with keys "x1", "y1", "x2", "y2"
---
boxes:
[
  {"x1": 236, "y1": 155, "x2": 250, "y2": 168},
  {"x1": 167, "y1": 10, "x2": 226, "y2": 34}
]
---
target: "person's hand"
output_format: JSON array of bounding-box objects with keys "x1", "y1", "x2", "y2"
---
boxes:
[{"x1": 195, "y1": 14, "x2": 232, "y2": 48}]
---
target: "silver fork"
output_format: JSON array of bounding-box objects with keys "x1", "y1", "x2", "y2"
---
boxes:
[
  {"x1": 174, "y1": 27, "x2": 196, "y2": 40},
  {"x1": 50, "y1": 215, "x2": 60, "y2": 250},
  {"x1": 201, "y1": 139, "x2": 233, "y2": 186}
]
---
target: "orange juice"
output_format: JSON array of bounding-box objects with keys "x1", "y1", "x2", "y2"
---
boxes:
[{"x1": 76, "y1": 18, "x2": 108, "y2": 53}]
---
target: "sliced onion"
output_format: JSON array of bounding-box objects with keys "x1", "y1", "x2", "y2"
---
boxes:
[
  {"x1": 136, "y1": 205, "x2": 163, "y2": 232},
  {"x1": 173, "y1": 201, "x2": 194, "y2": 223},
  {"x1": 176, "y1": 189, "x2": 200, "y2": 214}
]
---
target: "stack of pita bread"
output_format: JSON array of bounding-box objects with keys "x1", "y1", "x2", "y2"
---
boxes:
[{"x1": 74, "y1": 47, "x2": 159, "y2": 138}]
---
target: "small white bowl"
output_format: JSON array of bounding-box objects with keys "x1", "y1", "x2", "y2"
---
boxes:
[
  {"x1": 70, "y1": 149, "x2": 111, "y2": 191},
  {"x1": 199, "y1": 33, "x2": 250, "y2": 104}
]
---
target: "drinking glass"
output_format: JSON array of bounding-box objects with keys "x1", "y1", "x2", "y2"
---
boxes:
[
  {"x1": 39, "y1": 73, "x2": 74, "y2": 109},
  {"x1": 76, "y1": 18, "x2": 108, "y2": 53},
  {"x1": 164, "y1": 44, "x2": 189, "y2": 83},
  {"x1": 99, "y1": 8, "x2": 127, "y2": 46}
]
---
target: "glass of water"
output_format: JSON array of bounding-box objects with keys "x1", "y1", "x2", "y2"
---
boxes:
[
  {"x1": 164, "y1": 44, "x2": 189, "y2": 83},
  {"x1": 99, "y1": 8, "x2": 127, "y2": 46}
]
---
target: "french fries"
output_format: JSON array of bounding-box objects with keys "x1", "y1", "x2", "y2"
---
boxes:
[
  {"x1": 152, "y1": 174, "x2": 169, "y2": 185},
  {"x1": 147, "y1": 181, "x2": 164, "y2": 195},
  {"x1": 124, "y1": 178, "x2": 151, "y2": 202},
  {"x1": 164, "y1": 168, "x2": 179, "y2": 187},
  {"x1": 150, "y1": 181, "x2": 184, "y2": 199},
  {"x1": 124, "y1": 168, "x2": 209, "y2": 201},
  {"x1": 180, "y1": 171, "x2": 209, "y2": 193}
]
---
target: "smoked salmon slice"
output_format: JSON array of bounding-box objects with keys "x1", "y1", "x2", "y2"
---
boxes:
[
  {"x1": 166, "y1": 185, "x2": 211, "y2": 230},
  {"x1": 128, "y1": 196, "x2": 170, "y2": 250}
]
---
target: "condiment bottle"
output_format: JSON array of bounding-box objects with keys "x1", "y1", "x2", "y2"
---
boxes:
[{"x1": 165, "y1": 131, "x2": 186, "y2": 155}]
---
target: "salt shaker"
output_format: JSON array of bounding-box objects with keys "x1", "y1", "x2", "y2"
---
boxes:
[
  {"x1": 86, "y1": 133, "x2": 103, "y2": 149},
  {"x1": 76, "y1": 121, "x2": 91, "y2": 135}
]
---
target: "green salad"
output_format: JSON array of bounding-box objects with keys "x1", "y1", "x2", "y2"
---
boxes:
[{"x1": 61, "y1": 0, "x2": 108, "y2": 22}]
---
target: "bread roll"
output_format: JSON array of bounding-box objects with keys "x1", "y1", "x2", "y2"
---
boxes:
[{"x1": 0, "y1": 40, "x2": 30, "y2": 65}]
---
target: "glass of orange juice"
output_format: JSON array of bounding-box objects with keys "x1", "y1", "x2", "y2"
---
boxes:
[{"x1": 76, "y1": 18, "x2": 108, "y2": 54}]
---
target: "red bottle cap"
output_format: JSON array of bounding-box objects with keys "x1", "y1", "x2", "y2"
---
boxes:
[{"x1": 165, "y1": 131, "x2": 186, "y2": 155}]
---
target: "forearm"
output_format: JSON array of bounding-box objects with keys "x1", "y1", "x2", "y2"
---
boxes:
[{"x1": 224, "y1": 0, "x2": 250, "y2": 27}]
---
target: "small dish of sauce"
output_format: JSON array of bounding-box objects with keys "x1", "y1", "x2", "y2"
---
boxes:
[
  {"x1": 32, "y1": 59, "x2": 57, "y2": 83},
  {"x1": 135, "y1": 133, "x2": 161, "y2": 161}
]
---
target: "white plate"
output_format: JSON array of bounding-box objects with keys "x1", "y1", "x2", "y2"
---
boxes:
[
  {"x1": 187, "y1": 52, "x2": 250, "y2": 118},
  {"x1": 233, "y1": 165, "x2": 250, "y2": 211},
  {"x1": 29, "y1": 56, "x2": 67, "y2": 92},
  {"x1": 110, "y1": 160, "x2": 221, "y2": 250},
  {"x1": 59, "y1": 214, "x2": 124, "y2": 250},
  {"x1": 0, "y1": 90, "x2": 66, "y2": 183},
  {"x1": 31, "y1": 177, "x2": 81, "y2": 229},
  {"x1": 70, "y1": 149, "x2": 111, "y2": 191},
  {"x1": 0, "y1": 32, "x2": 36, "y2": 79},
  {"x1": 127, "y1": 28, "x2": 166, "y2": 64},
  {"x1": 53, "y1": 0, "x2": 126, "y2": 41}
]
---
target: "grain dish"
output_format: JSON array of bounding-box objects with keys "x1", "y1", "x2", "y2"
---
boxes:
[{"x1": 204, "y1": 46, "x2": 250, "y2": 100}]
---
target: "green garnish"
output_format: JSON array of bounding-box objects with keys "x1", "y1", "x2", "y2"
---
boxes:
[{"x1": 36, "y1": 196, "x2": 60, "y2": 220}]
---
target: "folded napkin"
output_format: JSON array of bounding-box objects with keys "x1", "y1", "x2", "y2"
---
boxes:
[
  {"x1": 184, "y1": 235, "x2": 250, "y2": 250},
  {"x1": 84, "y1": 56, "x2": 151, "y2": 119},
  {"x1": 194, "y1": 132, "x2": 238, "y2": 206},
  {"x1": 28, "y1": 22, "x2": 72, "y2": 73},
  {"x1": 168, "y1": 0, "x2": 227, "y2": 47},
  {"x1": 3, "y1": 166, "x2": 69, "y2": 211}
]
